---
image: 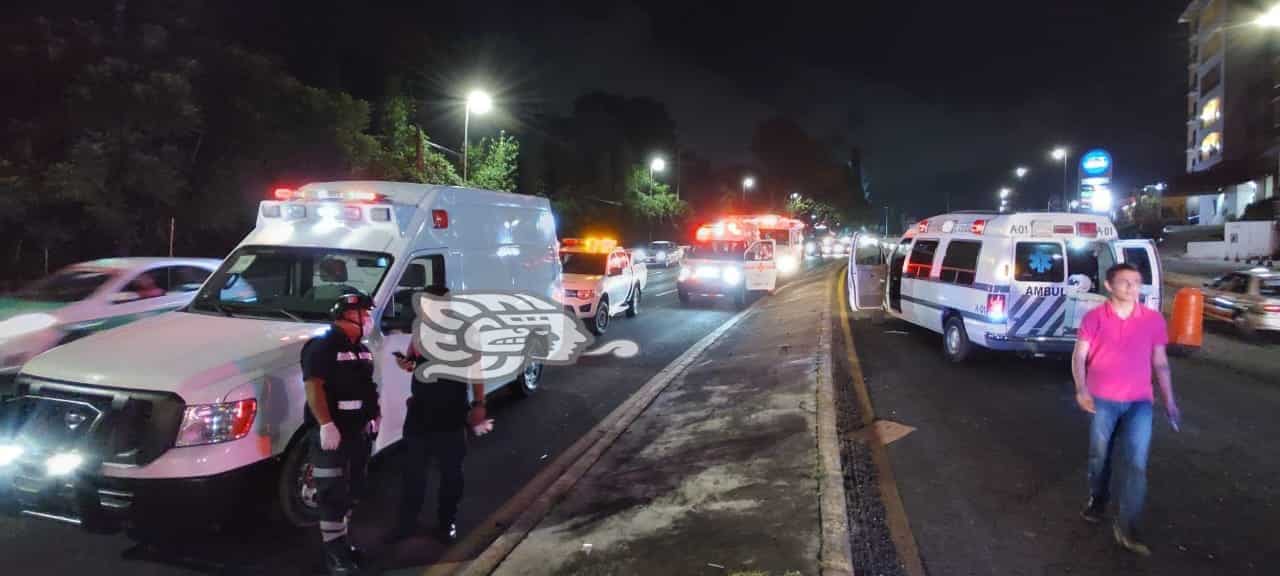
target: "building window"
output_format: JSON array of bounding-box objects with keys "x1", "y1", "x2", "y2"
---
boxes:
[
  {"x1": 1200, "y1": 97, "x2": 1221, "y2": 126},
  {"x1": 1200, "y1": 63, "x2": 1221, "y2": 94},
  {"x1": 1199, "y1": 131, "x2": 1222, "y2": 160},
  {"x1": 1200, "y1": 0, "x2": 1222, "y2": 29}
]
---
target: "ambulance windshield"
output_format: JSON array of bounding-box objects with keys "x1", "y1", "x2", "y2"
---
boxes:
[
  {"x1": 560, "y1": 252, "x2": 609, "y2": 275},
  {"x1": 689, "y1": 240, "x2": 749, "y2": 261},
  {"x1": 190, "y1": 246, "x2": 392, "y2": 321}
]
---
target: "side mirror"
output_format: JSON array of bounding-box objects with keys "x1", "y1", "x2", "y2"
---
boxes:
[{"x1": 110, "y1": 291, "x2": 141, "y2": 304}]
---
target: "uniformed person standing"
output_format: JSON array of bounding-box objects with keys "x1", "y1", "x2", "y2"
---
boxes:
[
  {"x1": 303, "y1": 292, "x2": 381, "y2": 575},
  {"x1": 386, "y1": 285, "x2": 492, "y2": 545}
]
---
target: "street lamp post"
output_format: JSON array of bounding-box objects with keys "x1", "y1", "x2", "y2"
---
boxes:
[
  {"x1": 649, "y1": 156, "x2": 666, "y2": 196},
  {"x1": 463, "y1": 90, "x2": 493, "y2": 182},
  {"x1": 742, "y1": 176, "x2": 755, "y2": 205},
  {"x1": 1051, "y1": 147, "x2": 1069, "y2": 210},
  {"x1": 1015, "y1": 166, "x2": 1029, "y2": 179}
]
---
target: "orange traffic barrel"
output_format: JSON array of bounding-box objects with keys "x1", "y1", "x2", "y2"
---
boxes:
[{"x1": 1169, "y1": 287, "x2": 1203, "y2": 348}]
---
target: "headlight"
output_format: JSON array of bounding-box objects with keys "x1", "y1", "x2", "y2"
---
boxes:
[
  {"x1": 805, "y1": 242, "x2": 816, "y2": 254},
  {"x1": 656, "y1": 251, "x2": 666, "y2": 259},
  {"x1": 723, "y1": 266, "x2": 742, "y2": 285},
  {"x1": 0, "y1": 443, "x2": 24, "y2": 467},
  {"x1": 696, "y1": 265, "x2": 721, "y2": 279},
  {"x1": 175, "y1": 399, "x2": 258, "y2": 447},
  {"x1": 678, "y1": 266, "x2": 692, "y2": 282},
  {"x1": 778, "y1": 255, "x2": 798, "y2": 274},
  {"x1": 565, "y1": 289, "x2": 595, "y2": 300},
  {"x1": 0, "y1": 313, "x2": 58, "y2": 340},
  {"x1": 633, "y1": 249, "x2": 646, "y2": 259},
  {"x1": 45, "y1": 452, "x2": 83, "y2": 476}
]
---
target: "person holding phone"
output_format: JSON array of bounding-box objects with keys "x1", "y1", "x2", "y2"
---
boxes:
[
  {"x1": 386, "y1": 285, "x2": 492, "y2": 545},
  {"x1": 1072, "y1": 263, "x2": 1180, "y2": 557}
]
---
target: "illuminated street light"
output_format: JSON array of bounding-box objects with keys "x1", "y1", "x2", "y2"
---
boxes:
[
  {"x1": 1015, "y1": 166, "x2": 1029, "y2": 179},
  {"x1": 790, "y1": 192, "x2": 801, "y2": 200},
  {"x1": 1050, "y1": 147, "x2": 1067, "y2": 161},
  {"x1": 742, "y1": 176, "x2": 755, "y2": 204},
  {"x1": 1000, "y1": 187, "x2": 1011, "y2": 199},
  {"x1": 1049, "y1": 146, "x2": 1070, "y2": 210},
  {"x1": 1256, "y1": 4, "x2": 1280, "y2": 27},
  {"x1": 463, "y1": 89, "x2": 494, "y2": 182},
  {"x1": 650, "y1": 157, "x2": 666, "y2": 174}
]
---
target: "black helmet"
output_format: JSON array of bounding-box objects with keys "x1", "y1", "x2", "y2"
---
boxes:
[{"x1": 329, "y1": 291, "x2": 374, "y2": 320}]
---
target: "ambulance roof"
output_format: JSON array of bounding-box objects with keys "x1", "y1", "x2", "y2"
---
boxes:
[{"x1": 904, "y1": 211, "x2": 1117, "y2": 241}]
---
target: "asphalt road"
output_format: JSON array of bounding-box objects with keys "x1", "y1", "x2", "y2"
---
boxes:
[
  {"x1": 0, "y1": 259, "x2": 833, "y2": 575},
  {"x1": 849, "y1": 309, "x2": 1279, "y2": 576}
]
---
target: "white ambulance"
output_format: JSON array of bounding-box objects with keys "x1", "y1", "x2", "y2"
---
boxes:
[
  {"x1": 747, "y1": 214, "x2": 805, "y2": 277},
  {"x1": 0, "y1": 181, "x2": 561, "y2": 530},
  {"x1": 677, "y1": 217, "x2": 778, "y2": 309},
  {"x1": 847, "y1": 211, "x2": 1161, "y2": 362}
]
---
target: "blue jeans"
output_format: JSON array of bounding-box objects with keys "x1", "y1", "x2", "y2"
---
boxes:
[{"x1": 1088, "y1": 399, "x2": 1152, "y2": 534}]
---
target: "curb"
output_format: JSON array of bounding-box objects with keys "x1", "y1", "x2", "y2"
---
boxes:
[{"x1": 817, "y1": 272, "x2": 855, "y2": 576}]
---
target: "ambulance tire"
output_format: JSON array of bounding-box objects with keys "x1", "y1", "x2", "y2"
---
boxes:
[
  {"x1": 514, "y1": 362, "x2": 542, "y2": 397},
  {"x1": 678, "y1": 287, "x2": 691, "y2": 305},
  {"x1": 590, "y1": 298, "x2": 610, "y2": 335},
  {"x1": 277, "y1": 429, "x2": 320, "y2": 528},
  {"x1": 734, "y1": 287, "x2": 748, "y2": 309},
  {"x1": 626, "y1": 286, "x2": 640, "y2": 317},
  {"x1": 943, "y1": 315, "x2": 972, "y2": 363}
]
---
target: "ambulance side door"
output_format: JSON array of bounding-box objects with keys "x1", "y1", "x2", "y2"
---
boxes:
[
  {"x1": 847, "y1": 233, "x2": 886, "y2": 310},
  {"x1": 745, "y1": 240, "x2": 778, "y2": 292},
  {"x1": 1114, "y1": 239, "x2": 1162, "y2": 311},
  {"x1": 372, "y1": 252, "x2": 447, "y2": 453}
]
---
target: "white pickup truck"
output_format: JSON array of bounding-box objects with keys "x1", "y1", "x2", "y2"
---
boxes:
[{"x1": 556, "y1": 238, "x2": 647, "y2": 335}]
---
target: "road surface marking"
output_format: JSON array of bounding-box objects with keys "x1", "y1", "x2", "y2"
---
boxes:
[
  {"x1": 653, "y1": 289, "x2": 676, "y2": 297},
  {"x1": 837, "y1": 267, "x2": 927, "y2": 576}
]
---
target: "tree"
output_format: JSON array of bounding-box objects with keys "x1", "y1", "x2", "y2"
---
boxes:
[
  {"x1": 367, "y1": 94, "x2": 461, "y2": 186},
  {"x1": 626, "y1": 165, "x2": 688, "y2": 239},
  {"x1": 467, "y1": 132, "x2": 520, "y2": 192}
]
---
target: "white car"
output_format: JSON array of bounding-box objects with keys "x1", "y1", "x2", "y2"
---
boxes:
[
  {"x1": 558, "y1": 238, "x2": 647, "y2": 334},
  {"x1": 0, "y1": 258, "x2": 220, "y2": 387},
  {"x1": 635, "y1": 241, "x2": 681, "y2": 268}
]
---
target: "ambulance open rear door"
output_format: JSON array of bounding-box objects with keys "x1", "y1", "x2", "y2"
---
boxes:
[
  {"x1": 1114, "y1": 239, "x2": 1162, "y2": 311},
  {"x1": 847, "y1": 233, "x2": 886, "y2": 310}
]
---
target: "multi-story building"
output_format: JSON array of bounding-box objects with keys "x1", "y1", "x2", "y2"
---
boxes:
[{"x1": 1176, "y1": 0, "x2": 1279, "y2": 224}]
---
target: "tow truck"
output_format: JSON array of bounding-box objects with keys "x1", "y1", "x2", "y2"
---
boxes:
[
  {"x1": 556, "y1": 238, "x2": 647, "y2": 335},
  {"x1": 677, "y1": 217, "x2": 778, "y2": 309}
]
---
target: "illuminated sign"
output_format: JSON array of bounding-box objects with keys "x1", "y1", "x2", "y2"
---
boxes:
[{"x1": 1079, "y1": 149, "x2": 1112, "y2": 177}]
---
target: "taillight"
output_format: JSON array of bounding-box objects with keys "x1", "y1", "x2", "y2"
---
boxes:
[
  {"x1": 1264, "y1": 305, "x2": 1280, "y2": 314},
  {"x1": 971, "y1": 220, "x2": 987, "y2": 235},
  {"x1": 1077, "y1": 222, "x2": 1098, "y2": 237},
  {"x1": 987, "y1": 294, "x2": 1007, "y2": 321},
  {"x1": 432, "y1": 209, "x2": 449, "y2": 229}
]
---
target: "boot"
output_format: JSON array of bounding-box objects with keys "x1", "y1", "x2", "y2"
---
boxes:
[{"x1": 323, "y1": 536, "x2": 360, "y2": 575}]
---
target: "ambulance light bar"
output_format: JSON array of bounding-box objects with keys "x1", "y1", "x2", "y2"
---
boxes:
[
  {"x1": 560, "y1": 237, "x2": 618, "y2": 253},
  {"x1": 270, "y1": 187, "x2": 389, "y2": 204}
]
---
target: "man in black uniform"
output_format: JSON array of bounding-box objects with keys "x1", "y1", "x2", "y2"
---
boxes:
[
  {"x1": 386, "y1": 285, "x2": 491, "y2": 544},
  {"x1": 303, "y1": 292, "x2": 381, "y2": 575}
]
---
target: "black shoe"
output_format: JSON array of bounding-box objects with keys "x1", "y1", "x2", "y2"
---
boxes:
[
  {"x1": 1113, "y1": 524, "x2": 1151, "y2": 557},
  {"x1": 1081, "y1": 498, "x2": 1106, "y2": 524},
  {"x1": 323, "y1": 538, "x2": 359, "y2": 575},
  {"x1": 433, "y1": 522, "x2": 458, "y2": 544}
]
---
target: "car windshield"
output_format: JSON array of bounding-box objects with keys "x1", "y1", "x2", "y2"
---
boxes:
[
  {"x1": 689, "y1": 240, "x2": 748, "y2": 261},
  {"x1": 1261, "y1": 278, "x2": 1280, "y2": 297},
  {"x1": 560, "y1": 252, "x2": 608, "y2": 275},
  {"x1": 648, "y1": 242, "x2": 672, "y2": 251},
  {"x1": 189, "y1": 246, "x2": 392, "y2": 322},
  {"x1": 11, "y1": 269, "x2": 116, "y2": 303}
]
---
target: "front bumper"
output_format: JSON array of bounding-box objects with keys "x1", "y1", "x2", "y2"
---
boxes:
[
  {"x1": 1245, "y1": 312, "x2": 1280, "y2": 332},
  {"x1": 677, "y1": 277, "x2": 743, "y2": 297},
  {"x1": 1, "y1": 454, "x2": 278, "y2": 530},
  {"x1": 557, "y1": 298, "x2": 595, "y2": 319}
]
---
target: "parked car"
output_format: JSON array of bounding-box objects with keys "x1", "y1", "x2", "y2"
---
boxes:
[
  {"x1": 0, "y1": 258, "x2": 220, "y2": 388},
  {"x1": 1201, "y1": 268, "x2": 1280, "y2": 336}
]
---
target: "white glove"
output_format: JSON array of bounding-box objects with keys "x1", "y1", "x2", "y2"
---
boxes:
[
  {"x1": 472, "y1": 419, "x2": 495, "y2": 437},
  {"x1": 319, "y1": 422, "x2": 341, "y2": 451},
  {"x1": 366, "y1": 418, "x2": 381, "y2": 437}
]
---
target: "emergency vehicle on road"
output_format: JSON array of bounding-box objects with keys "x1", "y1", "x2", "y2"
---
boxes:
[
  {"x1": 748, "y1": 214, "x2": 805, "y2": 277},
  {"x1": 848, "y1": 211, "x2": 1161, "y2": 362},
  {"x1": 556, "y1": 237, "x2": 647, "y2": 335},
  {"x1": 0, "y1": 182, "x2": 561, "y2": 531},
  {"x1": 678, "y1": 217, "x2": 778, "y2": 309}
]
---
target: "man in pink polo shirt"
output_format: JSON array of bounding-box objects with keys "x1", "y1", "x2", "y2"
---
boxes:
[{"x1": 1072, "y1": 262, "x2": 1180, "y2": 557}]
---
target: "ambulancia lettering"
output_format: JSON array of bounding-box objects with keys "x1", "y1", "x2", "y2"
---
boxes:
[{"x1": 1024, "y1": 286, "x2": 1064, "y2": 297}]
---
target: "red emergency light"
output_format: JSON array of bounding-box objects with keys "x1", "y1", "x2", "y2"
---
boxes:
[
  {"x1": 917, "y1": 220, "x2": 929, "y2": 233},
  {"x1": 971, "y1": 220, "x2": 987, "y2": 235},
  {"x1": 432, "y1": 209, "x2": 449, "y2": 229},
  {"x1": 273, "y1": 188, "x2": 294, "y2": 200},
  {"x1": 1076, "y1": 222, "x2": 1098, "y2": 238}
]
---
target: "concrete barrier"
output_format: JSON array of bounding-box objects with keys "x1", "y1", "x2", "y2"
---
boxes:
[{"x1": 1186, "y1": 241, "x2": 1226, "y2": 260}]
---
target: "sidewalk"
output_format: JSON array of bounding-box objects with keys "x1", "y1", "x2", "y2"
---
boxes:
[{"x1": 485, "y1": 275, "x2": 838, "y2": 576}]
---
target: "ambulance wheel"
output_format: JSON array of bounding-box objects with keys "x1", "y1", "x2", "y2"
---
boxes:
[
  {"x1": 514, "y1": 362, "x2": 542, "y2": 397},
  {"x1": 678, "y1": 288, "x2": 691, "y2": 305},
  {"x1": 943, "y1": 315, "x2": 972, "y2": 363},
  {"x1": 1233, "y1": 313, "x2": 1258, "y2": 339},
  {"x1": 277, "y1": 431, "x2": 320, "y2": 528},
  {"x1": 626, "y1": 286, "x2": 641, "y2": 317},
  {"x1": 734, "y1": 287, "x2": 748, "y2": 309},
  {"x1": 589, "y1": 298, "x2": 610, "y2": 335}
]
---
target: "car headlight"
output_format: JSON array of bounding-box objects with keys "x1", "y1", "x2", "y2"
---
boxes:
[
  {"x1": 696, "y1": 265, "x2": 721, "y2": 279},
  {"x1": 175, "y1": 399, "x2": 258, "y2": 447},
  {"x1": 678, "y1": 266, "x2": 692, "y2": 282},
  {"x1": 0, "y1": 443, "x2": 24, "y2": 467},
  {"x1": 656, "y1": 251, "x2": 666, "y2": 259},
  {"x1": 723, "y1": 266, "x2": 742, "y2": 285},
  {"x1": 633, "y1": 249, "x2": 646, "y2": 259},
  {"x1": 0, "y1": 313, "x2": 58, "y2": 340},
  {"x1": 778, "y1": 255, "x2": 798, "y2": 273}
]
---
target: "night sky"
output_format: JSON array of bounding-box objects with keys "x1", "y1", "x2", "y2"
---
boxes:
[{"x1": 250, "y1": 0, "x2": 1193, "y2": 218}]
